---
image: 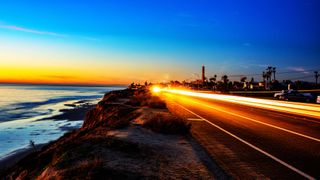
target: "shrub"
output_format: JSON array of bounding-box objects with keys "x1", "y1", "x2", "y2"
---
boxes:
[
  {"x1": 29, "y1": 140, "x2": 37, "y2": 152},
  {"x1": 143, "y1": 113, "x2": 190, "y2": 135},
  {"x1": 61, "y1": 156, "x2": 105, "y2": 178},
  {"x1": 147, "y1": 96, "x2": 166, "y2": 109}
]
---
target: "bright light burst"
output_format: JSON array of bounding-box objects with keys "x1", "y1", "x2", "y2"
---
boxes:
[{"x1": 151, "y1": 86, "x2": 161, "y2": 93}]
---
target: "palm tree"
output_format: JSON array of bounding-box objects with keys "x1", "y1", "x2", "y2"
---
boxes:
[
  {"x1": 209, "y1": 75, "x2": 217, "y2": 83},
  {"x1": 264, "y1": 66, "x2": 274, "y2": 89},
  {"x1": 221, "y1": 75, "x2": 229, "y2": 83},
  {"x1": 240, "y1": 76, "x2": 247, "y2": 83},
  {"x1": 267, "y1": 71, "x2": 272, "y2": 89},
  {"x1": 209, "y1": 74, "x2": 217, "y2": 91},
  {"x1": 267, "y1": 66, "x2": 272, "y2": 81},
  {"x1": 221, "y1": 75, "x2": 229, "y2": 91}
]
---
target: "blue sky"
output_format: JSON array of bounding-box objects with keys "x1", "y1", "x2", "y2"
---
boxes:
[{"x1": 0, "y1": 0, "x2": 319, "y2": 84}]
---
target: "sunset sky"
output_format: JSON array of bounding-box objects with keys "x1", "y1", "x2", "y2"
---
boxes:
[{"x1": 0, "y1": 0, "x2": 319, "y2": 85}]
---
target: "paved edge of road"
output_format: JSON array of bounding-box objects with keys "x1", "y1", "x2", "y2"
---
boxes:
[
  {"x1": 187, "y1": 134, "x2": 231, "y2": 179},
  {"x1": 176, "y1": 102, "x2": 316, "y2": 180}
]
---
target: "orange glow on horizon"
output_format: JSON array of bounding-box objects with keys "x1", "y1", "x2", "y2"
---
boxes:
[
  {"x1": 0, "y1": 65, "x2": 183, "y2": 85},
  {"x1": 0, "y1": 38, "x2": 188, "y2": 85},
  {"x1": 0, "y1": 39, "x2": 181, "y2": 85}
]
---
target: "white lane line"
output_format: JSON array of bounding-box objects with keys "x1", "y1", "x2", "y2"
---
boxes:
[
  {"x1": 176, "y1": 102, "x2": 315, "y2": 180},
  {"x1": 187, "y1": 118, "x2": 204, "y2": 121},
  {"x1": 189, "y1": 99, "x2": 320, "y2": 143},
  {"x1": 263, "y1": 111, "x2": 320, "y2": 125}
]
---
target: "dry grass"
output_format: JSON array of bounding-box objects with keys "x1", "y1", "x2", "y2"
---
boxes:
[
  {"x1": 51, "y1": 135, "x2": 150, "y2": 179},
  {"x1": 147, "y1": 96, "x2": 166, "y2": 109},
  {"x1": 60, "y1": 156, "x2": 106, "y2": 179},
  {"x1": 102, "y1": 89, "x2": 134, "y2": 102},
  {"x1": 75, "y1": 157, "x2": 104, "y2": 170},
  {"x1": 83, "y1": 104, "x2": 140, "y2": 130},
  {"x1": 128, "y1": 90, "x2": 166, "y2": 109},
  {"x1": 143, "y1": 113, "x2": 191, "y2": 135}
]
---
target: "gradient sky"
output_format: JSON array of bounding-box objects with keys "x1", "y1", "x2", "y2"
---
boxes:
[{"x1": 0, "y1": 0, "x2": 320, "y2": 85}]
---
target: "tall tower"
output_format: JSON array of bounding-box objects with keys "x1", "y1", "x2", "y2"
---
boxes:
[{"x1": 202, "y1": 65, "x2": 205, "y2": 82}]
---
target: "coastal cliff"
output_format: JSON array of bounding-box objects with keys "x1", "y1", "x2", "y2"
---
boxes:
[{"x1": 1, "y1": 88, "x2": 216, "y2": 179}]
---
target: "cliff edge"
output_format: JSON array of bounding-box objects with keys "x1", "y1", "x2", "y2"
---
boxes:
[{"x1": 1, "y1": 88, "x2": 217, "y2": 179}]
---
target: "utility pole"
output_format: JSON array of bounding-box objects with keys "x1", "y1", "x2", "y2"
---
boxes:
[
  {"x1": 272, "y1": 67, "x2": 276, "y2": 81},
  {"x1": 202, "y1": 65, "x2": 205, "y2": 83},
  {"x1": 315, "y1": 71, "x2": 319, "y2": 85}
]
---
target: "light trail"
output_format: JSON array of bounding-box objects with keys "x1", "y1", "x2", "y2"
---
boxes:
[
  {"x1": 184, "y1": 97, "x2": 320, "y2": 142},
  {"x1": 160, "y1": 89, "x2": 320, "y2": 119}
]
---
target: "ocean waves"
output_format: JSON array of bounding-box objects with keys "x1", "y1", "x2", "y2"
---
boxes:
[{"x1": 0, "y1": 95, "x2": 101, "y2": 122}]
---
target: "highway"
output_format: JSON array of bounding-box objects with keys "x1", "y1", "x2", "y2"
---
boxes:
[{"x1": 159, "y1": 89, "x2": 320, "y2": 179}]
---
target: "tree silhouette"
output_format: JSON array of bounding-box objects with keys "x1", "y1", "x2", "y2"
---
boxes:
[
  {"x1": 267, "y1": 66, "x2": 272, "y2": 82},
  {"x1": 209, "y1": 74, "x2": 217, "y2": 82},
  {"x1": 209, "y1": 74, "x2": 217, "y2": 91},
  {"x1": 221, "y1": 75, "x2": 229, "y2": 83},
  {"x1": 29, "y1": 140, "x2": 37, "y2": 152},
  {"x1": 240, "y1": 77, "x2": 247, "y2": 89},
  {"x1": 264, "y1": 66, "x2": 274, "y2": 89},
  {"x1": 240, "y1": 77, "x2": 247, "y2": 83},
  {"x1": 221, "y1": 75, "x2": 229, "y2": 91},
  {"x1": 250, "y1": 77, "x2": 254, "y2": 83}
]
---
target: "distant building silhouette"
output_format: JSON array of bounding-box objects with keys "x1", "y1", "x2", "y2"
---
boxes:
[{"x1": 202, "y1": 65, "x2": 205, "y2": 83}]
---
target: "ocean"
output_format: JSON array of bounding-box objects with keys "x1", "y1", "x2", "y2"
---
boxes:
[{"x1": 0, "y1": 84, "x2": 124, "y2": 158}]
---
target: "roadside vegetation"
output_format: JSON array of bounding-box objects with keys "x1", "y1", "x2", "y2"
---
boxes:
[{"x1": 128, "y1": 89, "x2": 166, "y2": 109}]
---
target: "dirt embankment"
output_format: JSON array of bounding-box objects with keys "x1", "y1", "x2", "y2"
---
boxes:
[{"x1": 1, "y1": 88, "x2": 217, "y2": 179}]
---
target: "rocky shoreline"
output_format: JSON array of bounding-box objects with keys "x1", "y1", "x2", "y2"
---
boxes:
[
  {"x1": 0, "y1": 99, "x2": 97, "y2": 172},
  {"x1": 1, "y1": 87, "x2": 220, "y2": 179}
]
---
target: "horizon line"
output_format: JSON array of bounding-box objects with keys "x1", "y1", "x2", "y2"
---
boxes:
[{"x1": 0, "y1": 82, "x2": 128, "y2": 87}]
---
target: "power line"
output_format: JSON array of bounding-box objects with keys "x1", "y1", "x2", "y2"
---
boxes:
[
  {"x1": 227, "y1": 68, "x2": 320, "y2": 78},
  {"x1": 289, "y1": 75, "x2": 314, "y2": 81}
]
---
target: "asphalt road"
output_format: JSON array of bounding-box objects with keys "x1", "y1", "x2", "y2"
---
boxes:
[{"x1": 161, "y1": 91, "x2": 320, "y2": 179}]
